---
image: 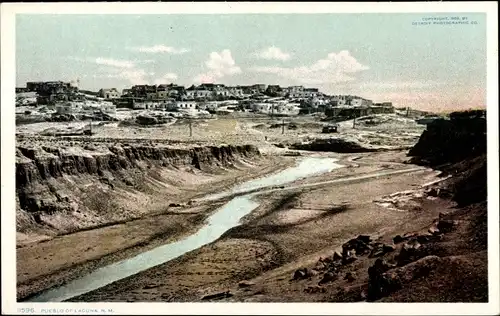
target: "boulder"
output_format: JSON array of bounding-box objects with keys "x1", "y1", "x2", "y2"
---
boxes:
[
  {"x1": 393, "y1": 235, "x2": 404, "y2": 244},
  {"x1": 357, "y1": 235, "x2": 372, "y2": 244},
  {"x1": 238, "y1": 280, "x2": 255, "y2": 288},
  {"x1": 304, "y1": 285, "x2": 326, "y2": 294},
  {"x1": 396, "y1": 239, "x2": 423, "y2": 266},
  {"x1": 344, "y1": 272, "x2": 356, "y2": 282},
  {"x1": 293, "y1": 268, "x2": 310, "y2": 280},
  {"x1": 437, "y1": 219, "x2": 455, "y2": 233},
  {"x1": 201, "y1": 290, "x2": 233, "y2": 301},
  {"x1": 428, "y1": 224, "x2": 440, "y2": 235},
  {"x1": 369, "y1": 243, "x2": 396, "y2": 258},
  {"x1": 319, "y1": 271, "x2": 337, "y2": 285},
  {"x1": 367, "y1": 258, "x2": 398, "y2": 301},
  {"x1": 342, "y1": 236, "x2": 372, "y2": 256},
  {"x1": 332, "y1": 251, "x2": 343, "y2": 262},
  {"x1": 342, "y1": 250, "x2": 358, "y2": 264}
]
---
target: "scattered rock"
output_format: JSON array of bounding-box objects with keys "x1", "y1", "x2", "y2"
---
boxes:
[
  {"x1": 332, "y1": 251, "x2": 343, "y2": 262},
  {"x1": 342, "y1": 250, "x2": 358, "y2": 264},
  {"x1": 383, "y1": 244, "x2": 396, "y2": 253},
  {"x1": 344, "y1": 272, "x2": 356, "y2": 282},
  {"x1": 360, "y1": 290, "x2": 368, "y2": 300},
  {"x1": 393, "y1": 235, "x2": 404, "y2": 244},
  {"x1": 314, "y1": 260, "x2": 327, "y2": 271},
  {"x1": 369, "y1": 243, "x2": 395, "y2": 258},
  {"x1": 319, "y1": 271, "x2": 337, "y2": 285},
  {"x1": 427, "y1": 188, "x2": 441, "y2": 197},
  {"x1": 396, "y1": 239, "x2": 423, "y2": 266},
  {"x1": 342, "y1": 235, "x2": 372, "y2": 257},
  {"x1": 437, "y1": 219, "x2": 455, "y2": 233},
  {"x1": 367, "y1": 258, "x2": 398, "y2": 301},
  {"x1": 357, "y1": 235, "x2": 371, "y2": 244},
  {"x1": 293, "y1": 268, "x2": 310, "y2": 280},
  {"x1": 404, "y1": 239, "x2": 422, "y2": 251},
  {"x1": 403, "y1": 232, "x2": 419, "y2": 239},
  {"x1": 428, "y1": 224, "x2": 440, "y2": 235},
  {"x1": 201, "y1": 291, "x2": 233, "y2": 301},
  {"x1": 304, "y1": 285, "x2": 326, "y2": 294},
  {"x1": 369, "y1": 244, "x2": 384, "y2": 258},
  {"x1": 238, "y1": 280, "x2": 255, "y2": 288},
  {"x1": 416, "y1": 234, "x2": 434, "y2": 244},
  {"x1": 369, "y1": 255, "x2": 443, "y2": 301}
]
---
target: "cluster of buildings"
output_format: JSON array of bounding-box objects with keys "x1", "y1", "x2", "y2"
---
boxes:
[
  {"x1": 17, "y1": 81, "x2": 83, "y2": 104},
  {"x1": 16, "y1": 81, "x2": 393, "y2": 117}
]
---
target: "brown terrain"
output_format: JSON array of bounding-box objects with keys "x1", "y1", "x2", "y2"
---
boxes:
[{"x1": 15, "y1": 111, "x2": 488, "y2": 303}]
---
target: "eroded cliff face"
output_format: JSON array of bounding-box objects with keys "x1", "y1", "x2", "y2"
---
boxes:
[
  {"x1": 408, "y1": 110, "x2": 486, "y2": 167},
  {"x1": 408, "y1": 110, "x2": 487, "y2": 206},
  {"x1": 15, "y1": 140, "x2": 260, "y2": 235}
]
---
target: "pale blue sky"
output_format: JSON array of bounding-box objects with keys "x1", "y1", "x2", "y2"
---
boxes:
[{"x1": 16, "y1": 13, "x2": 486, "y2": 111}]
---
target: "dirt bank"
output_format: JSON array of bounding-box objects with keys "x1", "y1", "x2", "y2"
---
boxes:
[
  {"x1": 16, "y1": 139, "x2": 261, "y2": 236},
  {"x1": 16, "y1": 138, "x2": 295, "y2": 301}
]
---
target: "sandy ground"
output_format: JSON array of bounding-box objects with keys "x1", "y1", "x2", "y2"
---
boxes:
[
  {"x1": 68, "y1": 150, "x2": 452, "y2": 302},
  {"x1": 16, "y1": 114, "x2": 425, "y2": 152},
  {"x1": 16, "y1": 113, "x2": 433, "y2": 302}
]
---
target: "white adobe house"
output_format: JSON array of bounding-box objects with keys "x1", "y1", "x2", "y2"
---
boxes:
[
  {"x1": 348, "y1": 97, "x2": 362, "y2": 106},
  {"x1": 157, "y1": 90, "x2": 169, "y2": 99},
  {"x1": 205, "y1": 102, "x2": 220, "y2": 111},
  {"x1": 363, "y1": 99, "x2": 374, "y2": 107},
  {"x1": 55, "y1": 102, "x2": 81, "y2": 115},
  {"x1": 286, "y1": 86, "x2": 305, "y2": 98},
  {"x1": 186, "y1": 89, "x2": 212, "y2": 99},
  {"x1": 331, "y1": 95, "x2": 348, "y2": 107},
  {"x1": 274, "y1": 103, "x2": 301, "y2": 116},
  {"x1": 98, "y1": 88, "x2": 121, "y2": 99},
  {"x1": 101, "y1": 102, "x2": 116, "y2": 115},
  {"x1": 214, "y1": 89, "x2": 230, "y2": 97},
  {"x1": 253, "y1": 102, "x2": 300, "y2": 116},
  {"x1": 133, "y1": 102, "x2": 147, "y2": 109},
  {"x1": 196, "y1": 90, "x2": 213, "y2": 98},
  {"x1": 253, "y1": 103, "x2": 272, "y2": 113},
  {"x1": 228, "y1": 87, "x2": 244, "y2": 97},
  {"x1": 176, "y1": 101, "x2": 197, "y2": 109}
]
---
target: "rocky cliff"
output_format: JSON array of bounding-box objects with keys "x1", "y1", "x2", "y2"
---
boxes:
[
  {"x1": 408, "y1": 109, "x2": 487, "y2": 206},
  {"x1": 408, "y1": 110, "x2": 486, "y2": 167},
  {"x1": 16, "y1": 139, "x2": 260, "y2": 234}
]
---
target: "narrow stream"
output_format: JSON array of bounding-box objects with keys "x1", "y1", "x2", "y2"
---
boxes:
[{"x1": 26, "y1": 157, "x2": 343, "y2": 302}]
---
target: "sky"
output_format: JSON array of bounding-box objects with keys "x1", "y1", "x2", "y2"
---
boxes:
[{"x1": 16, "y1": 13, "x2": 486, "y2": 112}]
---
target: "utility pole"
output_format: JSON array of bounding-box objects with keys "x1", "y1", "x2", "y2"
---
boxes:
[
  {"x1": 89, "y1": 113, "x2": 93, "y2": 135},
  {"x1": 406, "y1": 106, "x2": 410, "y2": 117},
  {"x1": 189, "y1": 118, "x2": 192, "y2": 137},
  {"x1": 353, "y1": 114, "x2": 356, "y2": 129},
  {"x1": 282, "y1": 118, "x2": 285, "y2": 134}
]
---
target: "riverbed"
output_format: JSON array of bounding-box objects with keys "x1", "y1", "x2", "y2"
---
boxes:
[{"x1": 27, "y1": 157, "x2": 343, "y2": 302}]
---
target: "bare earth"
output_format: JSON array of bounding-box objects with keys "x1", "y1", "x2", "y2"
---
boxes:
[
  {"x1": 18, "y1": 114, "x2": 484, "y2": 303},
  {"x1": 69, "y1": 150, "x2": 453, "y2": 302}
]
